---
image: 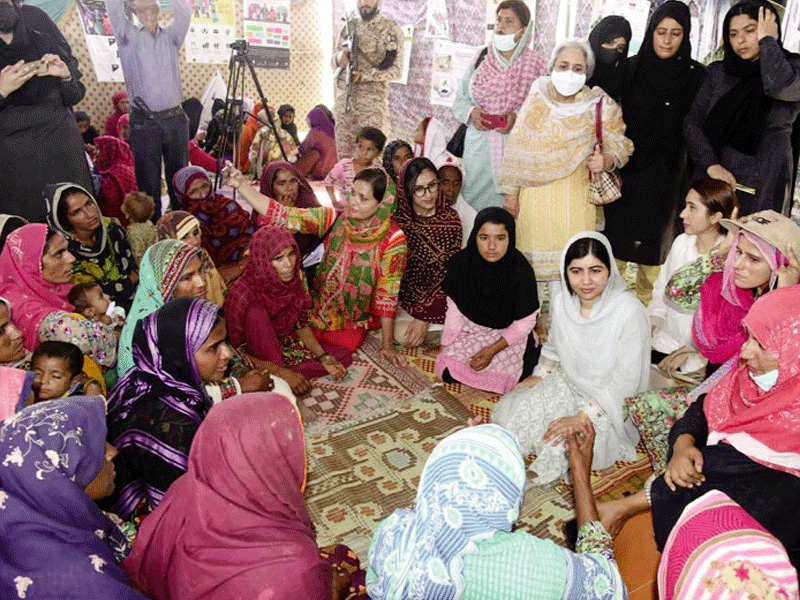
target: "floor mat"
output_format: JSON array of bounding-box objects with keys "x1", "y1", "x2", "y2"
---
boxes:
[
  {"x1": 301, "y1": 335, "x2": 432, "y2": 433},
  {"x1": 304, "y1": 383, "x2": 653, "y2": 559},
  {"x1": 304, "y1": 385, "x2": 473, "y2": 560}
]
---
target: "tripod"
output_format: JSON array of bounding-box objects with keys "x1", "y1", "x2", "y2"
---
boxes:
[{"x1": 214, "y1": 39, "x2": 287, "y2": 189}]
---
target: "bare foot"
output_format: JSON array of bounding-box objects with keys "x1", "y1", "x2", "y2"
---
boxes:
[
  {"x1": 597, "y1": 498, "x2": 629, "y2": 538},
  {"x1": 467, "y1": 414, "x2": 484, "y2": 427}
]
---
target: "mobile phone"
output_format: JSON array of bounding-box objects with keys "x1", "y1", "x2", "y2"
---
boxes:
[{"x1": 483, "y1": 113, "x2": 507, "y2": 130}]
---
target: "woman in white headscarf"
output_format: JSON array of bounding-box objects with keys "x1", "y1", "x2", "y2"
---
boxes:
[{"x1": 492, "y1": 232, "x2": 650, "y2": 484}]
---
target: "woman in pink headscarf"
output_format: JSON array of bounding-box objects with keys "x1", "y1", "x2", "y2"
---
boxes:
[
  {"x1": 94, "y1": 135, "x2": 137, "y2": 225},
  {"x1": 123, "y1": 393, "x2": 364, "y2": 600},
  {"x1": 224, "y1": 226, "x2": 350, "y2": 395},
  {"x1": 599, "y1": 284, "x2": 800, "y2": 571},
  {"x1": 0, "y1": 224, "x2": 118, "y2": 366},
  {"x1": 117, "y1": 113, "x2": 130, "y2": 143},
  {"x1": 294, "y1": 105, "x2": 337, "y2": 180},
  {"x1": 105, "y1": 90, "x2": 128, "y2": 136}
]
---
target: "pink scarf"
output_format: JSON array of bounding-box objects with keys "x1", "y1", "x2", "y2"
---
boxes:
[
  {"x1": 659, "y1": 490, "x2": 798, "y2": 600},
  {"x1": 0, "y1": 224, "x2": 72, "y2": 350},
  {"x1": 469, "y1": 34, "x2": 546, "y2": 179},
  {"x1": 693, "y1": 232, "x2": 779, "y2": 365},
  {"x1": 703, "y1": 285, "x2": 800, "y2": 477},
  {"x1": 123, "y1": 393, "x2": 329, "y2": 600}
]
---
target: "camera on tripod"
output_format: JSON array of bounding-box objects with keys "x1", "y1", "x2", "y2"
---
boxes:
[{"x1": 228, "y1": 39, "x2": 249, "y2": 53}]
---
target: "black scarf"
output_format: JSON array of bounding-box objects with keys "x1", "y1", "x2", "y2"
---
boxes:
[
  {"x1": 703, "y1": 0, "x2": 783, "y2": 156},
  {"x1": 443, "y1": 207, "x2": 538, "y2": 330},
  {"x1": 587, "y1": 15, "x2": 632, "y2": 101},
  {"x1": 622, "y1": 1, "x2": 697, "y2": 162}
]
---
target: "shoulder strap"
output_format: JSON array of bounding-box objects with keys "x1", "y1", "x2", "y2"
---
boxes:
[
  {"x1": 595, "y1": 97, "x2": 603, "y2": 148},
  {"x1": 475, "y1": 47, "x2": 489, "y2": 69}
]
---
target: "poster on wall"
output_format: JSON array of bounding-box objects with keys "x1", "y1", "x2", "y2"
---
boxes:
[
  {"x1": 390, "y1": 24, "x2": 413, "y2": 85},
  {"x1": 424, "y1": 0, "x2": 450, "y2": 39},
  {"x1": 185, "y1": 0, "x2": 236, "y2": 63},
  {"x1": 242, "y1": 0, "x2": 290, "y2": 69},
  {"x1": 75, "y1": 0, "x2": 124, "y2": 82},
  {"x1": 429, "y1": 39, "x2": 482, "y2": 107}
]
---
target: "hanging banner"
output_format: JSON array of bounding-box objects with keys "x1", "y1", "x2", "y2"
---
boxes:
[
  {"x1": 75, "y1": 0, "x2": 124, "y2": 82},
  {"x1": 185, "y1": 0, "x2": 236, "y2": 63},
  {"x1": 390, "y1": 24, "x2": 413, "y2": 85},
  {"x1": 243, "y1": 0, "x2": 290, "y2": 69},
  {"x1": 424, "y1": 0, "x2": 450, "y2": 39},
  {"x1": 430, "y1": 39, "x2": 482, "y2": 108}
]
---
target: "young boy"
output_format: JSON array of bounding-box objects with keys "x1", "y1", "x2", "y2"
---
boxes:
[
  {"x1": 31, "y1": 341, "x2": 102, "y2": 401},
  {"x1": 324, "y1": 126, "x2": 386, "y2": 209},
  {"x1": 121, "y1": 191, "x2": 157, "y2": 265},
  {"x1": 69, "y1": 282, "x2": 126, "y2": 327}
]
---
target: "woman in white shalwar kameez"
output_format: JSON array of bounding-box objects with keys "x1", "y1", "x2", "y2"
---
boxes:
[{"x1": 492, "y1": 232, "x2": 650, "y2": 484}]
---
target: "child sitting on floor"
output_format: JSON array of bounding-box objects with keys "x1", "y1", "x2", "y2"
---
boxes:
[
  {"x1": 324, "y1": 126, "x2": 386, "y2": 209},
  {"x1": 121, "y1": 191, "x2": 157, "y2": 265},
  {"x1": 69, "y1": 281, "x2": 126, "y2": 327},
  {"x1": 32, "y1": 341, "x2": 103, "y2": 401}
]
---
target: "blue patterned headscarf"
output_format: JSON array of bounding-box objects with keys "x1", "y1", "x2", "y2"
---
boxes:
[
  {"x1": 367, "y1": 424, "x2": 525, "y2": 600},
  {"x1": 0, "y1": 397, "x2": 147, "y2": 600}
]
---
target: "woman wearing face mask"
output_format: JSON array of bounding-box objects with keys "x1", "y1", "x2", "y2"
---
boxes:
[
  {"x1": 604, "y1": 1, "x2": 706, "y2": 305},
  {"x1": 684, "y1": 0, "x2": 800, "y2": 215},
  {"x1": 491, "y1": 232, "x2": 650, "y2": 485},
  {"x1": 586, "y1": 15, "x2": 632, "y2": 101},
  {"x1": 500, "y1": 39, "x2": 633, "y2": 281},
  {"x1": 451, "y1": 0, "x2": 546, "y2": 223},
  {"x1": 599, "y1": 285, "x2": 800, "y2": 571}
]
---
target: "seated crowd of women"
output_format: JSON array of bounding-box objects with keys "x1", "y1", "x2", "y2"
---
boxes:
[{"x1": 1, "y1": 0, "x2": 799, "y2": 598}]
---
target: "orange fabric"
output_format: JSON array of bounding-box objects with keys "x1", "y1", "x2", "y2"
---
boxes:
[{"x1": 238, "y1": 102, "x2": 263, "y2": 172}]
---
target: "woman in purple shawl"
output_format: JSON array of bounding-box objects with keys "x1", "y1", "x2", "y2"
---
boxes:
[
  {"x1": 295, "y1": 105, "x2": 338, "y2": 180},
  {"x1": 0, "y1": 396, "x2": 147, "y2": 600},
  {"x1": 102, "y1": 297, "x2": 233, "y2": 522}
]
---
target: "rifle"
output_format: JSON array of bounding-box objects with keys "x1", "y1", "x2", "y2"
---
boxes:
[{"x1": 335, "y1": 12, "x2": 357, "y2": 113}]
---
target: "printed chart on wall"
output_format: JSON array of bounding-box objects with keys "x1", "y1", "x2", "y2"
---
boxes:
[
  {"x1": 75, "y1": 0, "x2": 124, "y2": 82},
  {"x1": 430, "y1": 39, "x2": 481, "y2": 107},
  {"x1": 242, "y1": 0, "x2": 290, "y2": 69},
  {"x1": 185, "y1": 0, "x2": 236, "y2": 63}
]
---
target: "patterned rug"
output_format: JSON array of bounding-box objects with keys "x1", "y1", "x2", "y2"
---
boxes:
[
  {"x1": 301, "y1": 335, "x2": 432, "y2": 433},
  {"x1": 304, "y1": 383, "x2": 653, "y2": 562}
]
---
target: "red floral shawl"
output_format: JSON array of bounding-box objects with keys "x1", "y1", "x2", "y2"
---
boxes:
[{"x1": 95, "y1": 135, "x2": 137, "y2": 225}]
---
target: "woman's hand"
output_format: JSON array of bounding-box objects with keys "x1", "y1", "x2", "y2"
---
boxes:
[
  {"x1": 40, "y1": 54, "x2": 70, "y2": 80},
  {"x1": 0, "y1": 60, "x2": 38, "y2": 97},
  {"x1": 566, "y1": 419, "x2": 595, "y2": 477},
  {"x1": 471, "y1": 108, "x2": 488, "y2": 131},
  {"x1": 776, "y1": 243, "x2": 800, "y2": 288},
  {"x1": 716, "y1": 206, "x2": 739, "y2": 259},
  {"x1": 658, "y1": 350, "x2": 689, "y2": 374},
  {"x1": 238, "y1": 369, "x2": 275, "y2": 393},
  {"x1": 468, "y1": 345, "x2": 497, "y2": 371},
  {"x1": 319, "y1": 353, "x2": 347, "y2": 380},
  {"x1": 586, "y1": 144, "x2": 607, "y2": 174},
  {"x1": 706, "y1": 164, "x2": 737, "y2": 189},
  {"x1": 403, "y1": 319, "x2": 429, "y2": 348},
  {"x1": 543, "y1": 411, "x2": 591, "y2": 444},
  {"x1": 757, "y1": 5, "x2": 779, "y2": 40},
  {"x1": 517, "y1": 375, "x2": 541, "y2": 388},
  {"x1": 497, "y1": 111, "x2": 517, "y2": 134},
  {"x1": 380, "y1": 345, "x2": 406, "y2": 367},
  {"x1": 222, "y1": 161, "x2": 247, "y2": 189},
  {"x1": 503, "y1": 193, "x2": 520, "y2": 218},
  {"x1": 84, "y1": 380, "x2": 104, "y2": 397},
  {"x1": 280, "y1": 367, "x2": 312, "y2": 395},
  {"x1": 664, "y1": 434, "x2": 704, "y2": 491}
]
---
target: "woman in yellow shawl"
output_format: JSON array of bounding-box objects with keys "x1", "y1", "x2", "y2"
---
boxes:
[{"x1": 500, "y1": 39, "x2": 633, "y2": 281}]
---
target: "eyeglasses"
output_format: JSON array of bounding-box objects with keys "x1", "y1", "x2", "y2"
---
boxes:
[{"x1": 413, "y1": 180, "x2": 439, "y2": 198}]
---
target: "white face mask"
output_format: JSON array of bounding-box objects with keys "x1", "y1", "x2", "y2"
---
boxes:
[
  {"x1": 749, "y1": 368, "x2": 779, "y2": 392},
  {"x1": 493, "y1": 32, "x2": 518, "y2": 52},
  {"x1": 550, "y1": 70, "x2": 587, "y2": 97}
]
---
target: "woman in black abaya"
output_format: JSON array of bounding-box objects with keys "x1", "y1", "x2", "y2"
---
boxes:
[
  {"x1": 587, "y1": 15, "x2": 631, "y2": 102},
  {"x1": 0, "y1": 0, "x2": 92, "y2": 222},
  {"x1": 603, "y1": 1, "x2": 705, "y2": 304}
]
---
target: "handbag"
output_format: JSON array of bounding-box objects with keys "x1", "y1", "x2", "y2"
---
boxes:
[
  {"x1": 445, "y1": 47, "x2": 489, "y2": 158},
  {"x1": 588, "y1": 97, "x2": 622, "y2": 206}
]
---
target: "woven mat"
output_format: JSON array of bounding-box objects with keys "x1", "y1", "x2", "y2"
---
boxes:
[
  {"x1": 304, "y1": 380, "x2": 653, "y2": 560},
  {"x1": 304, "y1": 385, "x2": 473, "y2": 560},
  {"x1": 301, "y1": 335, "x2": 432, "y2": 433}
]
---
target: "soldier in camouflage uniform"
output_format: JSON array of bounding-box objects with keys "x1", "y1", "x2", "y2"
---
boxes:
[{"x1": 333, "y1": 0, "x2": 403, "y2": 158}]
